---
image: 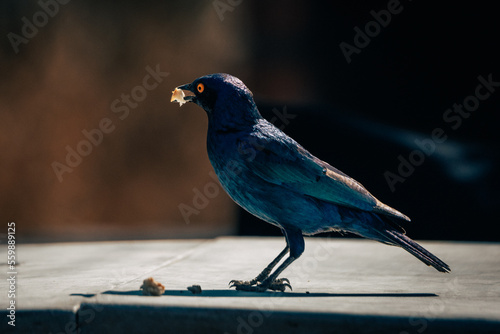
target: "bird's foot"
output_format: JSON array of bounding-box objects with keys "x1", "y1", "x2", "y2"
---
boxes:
[
  {"x1": 229, "y1": 278, "x2": 292, "y2": 292},
  {"x1": 229, "y1": 280, "x2": 267, "y2": 292},
  {"x1": 267, "y1": 278, "x2": 292, "y2": 292}
]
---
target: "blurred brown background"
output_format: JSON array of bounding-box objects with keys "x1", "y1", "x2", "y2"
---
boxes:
[
  {"x1": 0, "y1": 1, "x2": 253, "y2": 241},
  {"x1": 1, "y1": 1, "x2": 499, "y2": 242}
]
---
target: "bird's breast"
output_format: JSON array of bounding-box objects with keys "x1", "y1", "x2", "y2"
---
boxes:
[{"x1": 206, "y1": 132, "x2": 329, "y2": 231}]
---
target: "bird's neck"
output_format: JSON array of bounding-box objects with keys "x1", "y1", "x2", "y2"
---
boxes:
[{"x1": 207, "y1": 103, "x2": 262, "y2": 133}]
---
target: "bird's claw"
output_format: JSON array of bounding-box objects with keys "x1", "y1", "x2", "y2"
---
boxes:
[
  {"x1": 229, "y1": 279, "x2": 256, "y2": 288},
  {"x1": 269, "y1": 278, "x2": 292, "y2": 292},
  {"x1": 229, "y1": 278, "x2": 292, "y2": 292}
]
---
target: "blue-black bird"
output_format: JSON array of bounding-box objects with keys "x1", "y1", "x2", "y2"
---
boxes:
[{"x1": 171, "y1": 73, "x2": 450, "y2": 292}]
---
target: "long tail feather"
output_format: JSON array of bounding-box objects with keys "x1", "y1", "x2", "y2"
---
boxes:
[{"x1": 378, "y1": 229, "x2": 451, "y2": 273}]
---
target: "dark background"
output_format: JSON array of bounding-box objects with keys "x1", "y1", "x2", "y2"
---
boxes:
[
  {"x1": 240, "y1": 1, "x2": 500, "y2": 241},
  {"x1": 1, "y1": 1, "x2": 498, "y2": 242}
]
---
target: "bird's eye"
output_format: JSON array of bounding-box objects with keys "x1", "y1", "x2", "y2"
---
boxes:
[{"x1": 197, "y1": 83, "x2": 205, "y2": 93}]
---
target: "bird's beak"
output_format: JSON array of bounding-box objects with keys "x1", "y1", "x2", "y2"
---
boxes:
[{"x1": 171, "y1": 83, "x2": 196, "y2": 106}]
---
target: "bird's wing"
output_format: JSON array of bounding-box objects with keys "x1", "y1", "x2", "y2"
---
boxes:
[{"x1": 240, "y1": 126, "x2": 410, "y2": 221}]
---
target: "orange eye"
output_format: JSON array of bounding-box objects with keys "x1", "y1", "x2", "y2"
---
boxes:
[{"x1": 197, "y1": 83, "x2": 204, "y2": 93}]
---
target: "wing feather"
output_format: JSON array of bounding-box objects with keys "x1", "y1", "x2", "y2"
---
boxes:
[{"x1": 240, "y1": 124, "x2": 410, "y2": 221}]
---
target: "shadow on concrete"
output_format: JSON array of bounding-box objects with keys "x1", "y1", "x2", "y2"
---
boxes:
[{"x1": 72, "y1": 291, "x2": 438, "y2": 298}]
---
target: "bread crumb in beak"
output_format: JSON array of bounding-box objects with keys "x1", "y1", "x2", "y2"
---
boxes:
[{"x1": 171, "y1": 88, "x2": 187, "y2": 106}]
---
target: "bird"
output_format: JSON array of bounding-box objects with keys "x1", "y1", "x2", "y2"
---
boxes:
[{"x1": 171, "y1": 73, "x2": 450, "y2": 292}]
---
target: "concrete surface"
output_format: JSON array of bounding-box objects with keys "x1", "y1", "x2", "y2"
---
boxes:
[{"x1": 1, "y1": 237, "x2": 499, "y2": 333}]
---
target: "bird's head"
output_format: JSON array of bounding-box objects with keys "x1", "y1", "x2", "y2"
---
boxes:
[{"x1": 171, "y1": 73, "x2": 261, "y2": 127}]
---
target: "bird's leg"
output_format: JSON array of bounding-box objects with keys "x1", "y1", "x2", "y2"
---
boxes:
[
  {"x1": 251, "y1": 245, "x2": 290, "y2": 284},
  {"x1": 229, "y1": 245, "x2": 289, "y2": 288},
  {"x1": 230, "y1": 228, "x2": 304, "y2": 292},
  {"x1": 260, "y1": 256, "x2": 297, "y2": 291}
]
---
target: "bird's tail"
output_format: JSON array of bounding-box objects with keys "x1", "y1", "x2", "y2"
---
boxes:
[{"x1": 374, "y1": 227, "x2": 451, "y2": 273}]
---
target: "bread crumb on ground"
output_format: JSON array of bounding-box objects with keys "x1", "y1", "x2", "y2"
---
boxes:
[
  {"x1": 187, "y1": 285, "x2": 202, "y2": 294},
  {"x1": 140, "y1": 277, "x2": 165, "y2": 296}
]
